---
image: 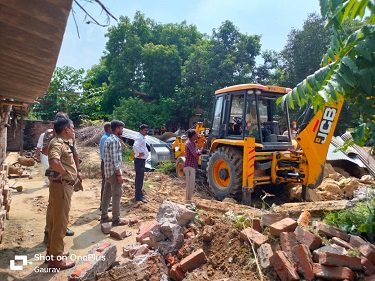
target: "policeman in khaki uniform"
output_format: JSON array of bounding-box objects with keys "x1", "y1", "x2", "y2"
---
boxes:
[
  {"x1": 42, "y1": 112, "x2": 77, "y2": 245},
  {"x1": 46, "y1": 118, "x2": 77, "y2": 270}
]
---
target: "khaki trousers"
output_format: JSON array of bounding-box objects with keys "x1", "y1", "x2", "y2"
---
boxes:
[
  {"x1": 48, "y1": 181, "x2": 73, "y2": 256},
  {"x1": 183, "y1": 167, "x2": 196, "y2": 203},
  {"x1": 45, "y1": 203, "x2": 51, "y2": 232},
  {"x1": 101, "y1": 174, "x2": 123, "y2": 221}
]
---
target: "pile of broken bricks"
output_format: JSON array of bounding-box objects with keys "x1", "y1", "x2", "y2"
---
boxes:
[
  {"x1": 243, "y1": 210, "x2": 375, "y2": 281},
  {"x1": 69, "y1": 201, "x2": 375, "y2": 281}
]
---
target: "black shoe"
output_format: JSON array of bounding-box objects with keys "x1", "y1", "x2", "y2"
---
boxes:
[
  {"x1": 136, "y1": 197, "x2": 148, "y2": 203},
  {"x1": 66, "y1": 228, "x2": 74, "y2": 236},
  {"x1": 108, "y1": 207, "x2": 112, "y2": 212},
  {"x1": 43, "y1": 231, "x2": 48, "y2": 245}
]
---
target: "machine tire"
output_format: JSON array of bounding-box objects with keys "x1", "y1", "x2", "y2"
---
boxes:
[
  {"x1": 207, "y1": 146, "x2": 243, "y2": 200},
  {"x1": 176, "y1": 157, "x2": 185, "y2": 178}
]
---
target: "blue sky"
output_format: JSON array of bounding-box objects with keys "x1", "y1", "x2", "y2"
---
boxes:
[{"x1": 56, "y1": 0, "x2": 321, "y2": 70}]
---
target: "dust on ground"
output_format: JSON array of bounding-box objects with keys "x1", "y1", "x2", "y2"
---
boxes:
[
  {"x1": 0, "y1": 143, "x2": 371, "y2": 281},
  {"x1": 1, "y1": 146, "x2": 268, "y2": 281}
]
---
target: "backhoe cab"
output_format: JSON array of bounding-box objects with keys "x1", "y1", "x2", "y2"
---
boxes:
[{"x1": 172, "y1": 84, "x2": 343, "y2": 204}]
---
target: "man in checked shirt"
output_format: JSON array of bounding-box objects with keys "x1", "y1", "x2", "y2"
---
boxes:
[
  {"x1": 100, "y1": 120, "x2": 127, "y2": 226},
  {"x1": 183, "y1": 129, "x2": 205, "y2": 205}
]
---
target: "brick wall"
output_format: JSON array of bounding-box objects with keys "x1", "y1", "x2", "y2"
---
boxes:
[{"x1": 7, "y1": 120, "x2": 53, "y2": 151}]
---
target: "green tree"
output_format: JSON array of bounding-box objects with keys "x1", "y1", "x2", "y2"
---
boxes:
[
  {"x1": 178, "y1": 21, "x2": 261, "y2": 121},
  {"x1": 141, "y1": 43, "x2": 182, "y2": 98},
  {"x1": 112, "y1": 97, "x2": 176, "y2": 130},
  {"x1": 33, "y1": 66, "x2": 85, "y2": 121},
  {"x1": 282, "y1": 0, "x2": 375, "y2": 147},
  {"x1": 33, "y1": 66, "x2": 108, "y2": 122},
  {"x1": 102, "y1": 12, "x2": 203, "y2": 113},
  {"x1": 280, "y1": 13, "x2": 331, "y2": 87}
]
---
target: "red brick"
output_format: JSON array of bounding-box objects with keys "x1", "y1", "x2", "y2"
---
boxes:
[
  {"x1": 180, "y1": 249, "x2": 207, "y2": 272},
  {"x1": 362, "y1": 256, "x2": 375, "y2": 276},
  {"x1": 270, "y1": 218, "x2": 297, "y2": 237},
  {"x1": 294, "y1": 226, "x2": 322, "y2": 251},
  {"x1": 261, "y1": 213, "x2": 289, "y2": 227},
  {"x1": 123, "y1": 244, "x2": 150, "y2": 259},
  {"x1": 240, "y1": 227, "x2": 267, "y2": 248},
  {"x1": 165, "y1": 253, "x2": 178, "y2": 266},
  {"x1": 202, "y1": 225, "x2": 213, "y2": 242},
  {"x1": 136, "y1": 220, "x2": 159, "y2": 243},
  {"x1": 101, "y1": 223, "x2": 111, "y2": 234},
  {"x1": 318, "y1": 252, "x2": 361, "y2": 270},
  {"x1": 269, "y1": 251, "x2": 299, "y2": 281},
  {"x1": 184, "y1": 231, "x2": 195, "y2": 239},
  {"x1": 297, "y1": 209, "x2": 311, "y2": 227},
  {"x1": 250, "y1": 218, "x2": 261, "y2": 232},
  {"x1": 280, "y1": 232, "x2": 298, "y2": 263},
  {"x1": 257, "y1": 243, "x2": 273, "y2": 269},
  {"x1": 313, "y1": 263, "x2": 354, "y2": 281},
  {"x1": 366, "y1": 274, "x2": 375, "y2": 281},
  {"x1": 349, "y1": 234, "x2": 369, "y2": 248},
  {"x1": 109, "y1": 227, "x2": 130, "y2": 240},
  {"x1": 292, "y1": 244, "x2": 314, "y2": 281},
  {"x1": 312, "y1": 221, "x2": 349, "y2": 241},
  {"x1": 169, "y1": 263, "x2": 184, "y2": 281},
  {"x1": 141, "y1": 237, "x2": 156, "y2": 249},
  {"x1": 131, "y1": 244, "x2": 149, "y2": 259},
  {"x1": 330, "y1": 237, "x2": 354, "y2": 250},
  {"x1": 360, "y1": 244, "x2": 375, "y2": 265}
]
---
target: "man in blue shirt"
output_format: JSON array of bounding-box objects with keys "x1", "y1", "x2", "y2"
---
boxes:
[{"x1": 99, "y1": 122, "x2": 111, "y2": 209}]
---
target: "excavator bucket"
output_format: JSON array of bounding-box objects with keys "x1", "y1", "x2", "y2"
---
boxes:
[
  {"x1": 149, "y1": 143, "x2": 173, "y2": 166},
  {"x1": 121, "y1": 128, "x2": 173, "y2": 169}
]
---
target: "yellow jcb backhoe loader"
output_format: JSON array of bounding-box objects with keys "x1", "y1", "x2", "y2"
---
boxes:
[{"x1": 172, "y1": 84, "x2": 343, "y2": 204}]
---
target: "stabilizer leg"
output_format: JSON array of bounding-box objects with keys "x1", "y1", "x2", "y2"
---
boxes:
[{"x1": 242, "y1": 187, "x2": 253, "y2": 206}]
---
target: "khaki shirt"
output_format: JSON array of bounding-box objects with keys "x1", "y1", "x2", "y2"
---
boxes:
[
  {"x1": 48, "y1": 137, "x2": 77, "y2": 181},
  {"x1": 42, "y1": 128, "x2": 77, "y2": 155}
]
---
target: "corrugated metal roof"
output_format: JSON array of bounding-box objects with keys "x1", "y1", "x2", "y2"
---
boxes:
[
  {"x1": 327, "y1": 143, "x2": 365, "y2": 167},
  {"x1": 122, "y1": 129, "x2": 167, "y2": 145},
  {"x1": 0, "y1": 0, "x2": 73, "y2": 108}
]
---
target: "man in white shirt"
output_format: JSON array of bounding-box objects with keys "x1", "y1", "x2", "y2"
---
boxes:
[
  {"x1": 36, "y1": 132, "x2": 49, "y2": 170},
  {"x1": 133, "y1": 124, "x2": 149, "y2": 203}
]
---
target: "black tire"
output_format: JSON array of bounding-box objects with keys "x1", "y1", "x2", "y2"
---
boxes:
[
  {"x1": 207, "y1": 146, "x2": 243, "y2": 200},
  {"x1": 175, "y1": 157, "x2": 185, "y2": 179}
]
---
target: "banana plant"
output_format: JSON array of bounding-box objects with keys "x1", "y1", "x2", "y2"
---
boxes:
[{"x1": 279, "y1": 0, "x2": 375, "y2": 147}]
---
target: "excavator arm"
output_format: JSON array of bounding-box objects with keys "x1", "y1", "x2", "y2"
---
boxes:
[{"x1": 295, "y1": 95, "x2": 344, "y2": 189}]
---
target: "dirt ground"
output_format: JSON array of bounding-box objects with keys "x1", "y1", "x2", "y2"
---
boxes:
[{"x1": 0, "y1": 144, "x2": 371, "y2": 281}]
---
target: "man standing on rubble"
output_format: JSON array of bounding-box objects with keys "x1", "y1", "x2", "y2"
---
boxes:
[
  {"x1": 99, "y1": 122, "x2": 112, "y2": 209},
  {"x1": 101, "y1": 120, "x2": 128, "y2": 226},
  {"x1": 183, "y1": 129, "x2": 205, "y2": 206},
  {"x1": 47, "y1": 117, "x2": 77, "y2": 270},
  {"x1": 133, "y1": 124, "x2": 149, "y2": 203}
]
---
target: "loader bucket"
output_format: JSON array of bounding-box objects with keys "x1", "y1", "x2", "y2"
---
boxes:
[
  {"x1": 121, "y1": 128, "x2": 173, "y2": 168},
  {"x1": 149, "y1": 143, "x2": 173, "y2": 166}
]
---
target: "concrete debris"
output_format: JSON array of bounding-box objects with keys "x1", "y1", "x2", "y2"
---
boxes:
[
  {"x1": 97, "y1": 251, "x2": 169, "y2": 281},
  {"x1": 68, "y1": 240, "x2": 117, "y2": 281},
  {"x1": 156, "y1": 200, "x2": 197, "y2": 226}
]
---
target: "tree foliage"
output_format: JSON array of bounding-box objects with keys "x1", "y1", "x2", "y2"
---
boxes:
[
  {"x1": 280, "y1": 13, "x2": 331, "y2": 87},
  {"x1": 112, "y1": 97, "x2": 176, "y2": 130},
  {"x1": 281, "y1": 0, "x2": 375, "y2": 147},
  {"x1": 33, "y1": 66, "x2": 108, "y2": 122},
  {"x1": 101, "y1": 13, "x2": 262, "y2": 126}
]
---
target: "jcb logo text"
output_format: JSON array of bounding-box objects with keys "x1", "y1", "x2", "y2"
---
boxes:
[{"x1": 315, "y1": 107, "x2": 337, "y2": 144}]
